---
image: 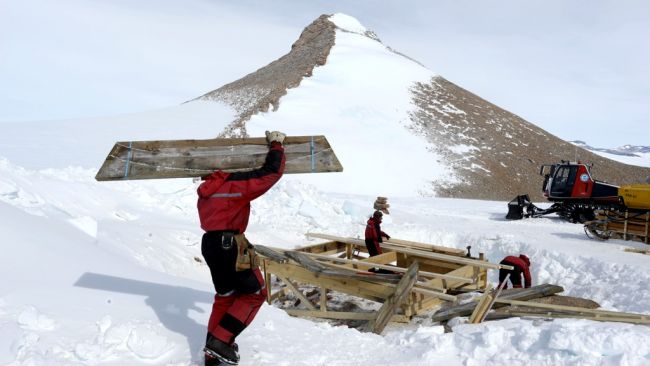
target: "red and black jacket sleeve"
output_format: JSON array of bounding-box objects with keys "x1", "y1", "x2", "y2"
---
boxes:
[{"x1": 224, "y1": 142, "x2": 285, "y2": 200}]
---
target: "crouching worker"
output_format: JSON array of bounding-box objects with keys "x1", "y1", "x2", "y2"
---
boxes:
[
  {"x1": 197, "y1": 131, "x2": 286, "y2": 365},
  {"x1": 499, "y1": 254, "x2": 532, "y2": 289}
]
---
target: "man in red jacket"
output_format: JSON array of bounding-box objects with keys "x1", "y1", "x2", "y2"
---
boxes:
[
  {"x1": 499, "y1": 254, "x2": 532, "y2": 289},
  {"x1": 197, "y1": 131, "x2": 286, "y2": 365},
  {"x1": 365, "y1": 210, "x2": 390, "y2": 257}
]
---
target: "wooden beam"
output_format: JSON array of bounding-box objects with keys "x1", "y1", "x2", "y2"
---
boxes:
[
  {"x1": 320, "y1": 288, "x2": 328, "y2": 312},
  {"x1": 284, "y1": 309, "x2": 410, "y2": 323},
  {"x1": 265, "y1": 261, "x2": 393, "y2": 302},
  {"x1": 358, "y1": 252, "x2": 398, "y2": 265},
  {"x1": 276, "y1": 275, "x2": 317, "y2": 311},
  {"x1": 269, "y1": 287, "x2": 289, "y2": 303},
  {"x1": 295, "y1": 241, "x2": 347, "y2": 255},
  {"x1": 624, "y1": 248, "x2": 650, "y2": 255},
  {"x1": 468, "y1": 284, "x2": 493, "y2": 324},
  {"x1": 255, "y1": 245, "x2": 289, "y2": 263},
  {"x1": 385, "y1": 238, "x2": 466, "y2": 256},
  {"x1": 306, "y1": 233, "x2": 512, "y2": 270},
  {"x1": 301, "y1": 251, "x2": 474, "y2": 283},
  {"x1": 95, "y1": 135, "x2": 343, "y2": 181},
  {"x1": 279, "y1": 255, "x2": 456, "y2": 301},
  {"x1": 486, "y1": 310, "x2": 650, "y2": 325},
  {"x1": 478, "y1": 274, "x2": 509, "y2": 323},
  {"x1": 367, "y1": 262, "x2": 419, "y2": 334},
  {"x1": 313, "y1": 260, "x2": 457, "y2": 301},
  {"x1": 263, "y1": 259, "x2": 272, "y2": 304},
  {"x1": 495, "y1": 298, "x2": 650, "y2": 320}
]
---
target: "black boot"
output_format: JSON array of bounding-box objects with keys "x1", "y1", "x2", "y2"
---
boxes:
[{"x1": 204, "y1": 336, "x2": 240, "y2": 365}]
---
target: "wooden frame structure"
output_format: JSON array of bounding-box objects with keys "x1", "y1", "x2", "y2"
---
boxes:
[{"x1": 257, "y1": 233, "x2": 513, "y2": 334}]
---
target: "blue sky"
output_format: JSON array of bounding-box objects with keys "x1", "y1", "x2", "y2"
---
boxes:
[{"x1": 1, "y1": 0, "x2": 648, "y2": 147}]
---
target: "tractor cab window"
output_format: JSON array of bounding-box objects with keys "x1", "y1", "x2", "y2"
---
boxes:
[{"x1": 550, "y1": 165, "x2": 577, "y2": 197}]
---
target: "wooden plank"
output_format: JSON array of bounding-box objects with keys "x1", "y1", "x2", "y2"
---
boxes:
[
  {"x1": 485, "y1": 310, "x2": 650, "y2": 325},
  {"x1": 265, "y1": 261, "x2": 393, "y2": 302},
  {"x1": 276, "y1": 275, "x2": 317, "y2": 311},
  {"x1": 314, "y1": 260, "x2": 456, "y2": 301},
  {"x1": 386, "y1": 238, "x2": 466, "y2": 256},
  {"x1": 469, "y1": 285, "x2": 493, "y2": 324},
  {"x1": 95, "y1": 135, "x2": 343, "y2": 181},
  {"x1": 283, "y1": 250, "x2": 402, "y2": 283},
  {"x1": 263, "y1": 259, "x2": 272, "y2": 304},
  {"x1": 478, "y1": 274, "x2": 509, "y2": 323},
  {"x1": 295, "y1": 241, "x2": 347, "y2": 255},
  {"x1": 624, "y1": 248, "x2": 650, "y2": 255},
  {"x1": 306, "y1": 233, "x2": 512, "y2": 270},
  {"x1": 269, "y1": 287, "x2": 289, "y2": 303},
  {"x1": 320, "y1": 288, "x2": 328, "y2": 312},
  {"x1": 301, "y1": 251, "x2": 474, "y2": 283},
  {"x1": 255, "y1": 245, "x2": 289, "y2": 263},
  {"x1": 431, "y1": 284, "x2": 565, "y2": 322},
  {"x1": 495, "y1": 298, "x2": 650, "y2": 320},
  {"x1": 284, "y1": 309, "x2": 410, "y2": 323},
  {"x1": 367, "y1": 262, "x2": 419, "y2": 334},
  {"x1": 358, "y1": 252, "x2": 398, "y2": 266}
]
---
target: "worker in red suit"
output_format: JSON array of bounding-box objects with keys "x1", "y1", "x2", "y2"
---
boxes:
[
  {"x1": 197, "y1": 131, "x2": 286, "y2": 365},
  {"x1": 499, "y1": 254, "x2": 532, "y2": 289},
  {"x1": 365, "y1": 210, "x2": 390, "y2": 257}
]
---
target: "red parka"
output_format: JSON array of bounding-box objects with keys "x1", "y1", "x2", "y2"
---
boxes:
[
  {"x1": 197, "y1": 142, "x2": 285, "y2": 233},
  {"x1": 502, "y1": 255, "x2": 532, "y2": 288},
  {"x1": 365, "y1": 217, "x2": 389, "y2": 255}
]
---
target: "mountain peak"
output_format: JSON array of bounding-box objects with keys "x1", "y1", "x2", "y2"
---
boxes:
[
  {"x1": 195, "y1": 14, "x2": 338, "y2": 137},
  {"x1": 328, "y1": 13, "x2": 367, "y2": 34}
]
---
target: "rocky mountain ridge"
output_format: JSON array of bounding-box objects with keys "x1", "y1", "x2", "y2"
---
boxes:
[{"x1": 193, "y1": 13, "x2": 650, "y2": 200}]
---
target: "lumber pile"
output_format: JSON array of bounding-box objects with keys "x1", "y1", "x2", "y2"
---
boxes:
[
  {"x1": 431, "y1": 284, "x2": 564, "y2": 322},
  {"x1": 433, "y1": 284, "x2": 650, "y2": 325}
]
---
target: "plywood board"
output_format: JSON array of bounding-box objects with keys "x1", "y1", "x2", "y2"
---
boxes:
[{"x1": 95, "y1": 135, "x2": 343, "y2": 181}]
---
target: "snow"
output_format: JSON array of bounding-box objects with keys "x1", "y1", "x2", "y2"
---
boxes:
[
  {"x1": 329, "y1": 13, "x2": 367, "y2": 34},
  {"x1": 2, "y1": 11, "x2": 650, "y2": 366}
]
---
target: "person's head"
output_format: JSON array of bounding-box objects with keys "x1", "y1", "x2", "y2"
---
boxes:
[
  {"x1": 519, "y1": 254, "x2": 530, "y2": 266},
  {"x1": 372, "y1": 210, "x2": 383, "y2": 221}
]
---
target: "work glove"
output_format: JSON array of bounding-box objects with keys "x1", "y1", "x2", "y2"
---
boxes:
[{"x1": 265, "y1": 130, "x2": 286, "y2": 145}]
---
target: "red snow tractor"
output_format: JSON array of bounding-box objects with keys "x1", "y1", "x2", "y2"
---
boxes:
[
  {"x1": 506, "y1": 161, "x2": 650, "y2": 243},
  {"x1": 507, "y1": 161, "x2": 621, "y2": 223}
]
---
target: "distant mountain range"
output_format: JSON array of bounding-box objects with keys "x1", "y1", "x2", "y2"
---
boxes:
[{"x1": 571, "y1": 141, "x2": 650, "y2": 157}]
